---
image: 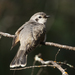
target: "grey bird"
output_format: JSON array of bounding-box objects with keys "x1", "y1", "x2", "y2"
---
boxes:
[{"x1": 10, "y1": 12, "x2": 50, "y2": 68}]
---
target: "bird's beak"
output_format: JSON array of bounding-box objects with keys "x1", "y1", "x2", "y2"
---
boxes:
[{"x1": 44, "y1": 15, "x2": 50, "y2": 18}]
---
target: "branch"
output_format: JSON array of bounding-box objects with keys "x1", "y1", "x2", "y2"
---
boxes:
[
  {"x1": 10, "y1": 65, "x2": 54, "y2": 70},
  {"x1": 34, "y1": 54, "x2": 68, "y2": 75},
  {"x1": 0, "y1": 31, "x2": 75, "y2": 51},
  {"x1": 0, "y1": 32, "x2": 14, "y2": 38},
  {"x1": 36, "y1": 68, "x2": 43, "y2": 75},
  {"x1": 10, "y1": 54, "x2": 68, "y2": 75},
  {"x1": 0, "y1": 32, "x2": 72, "y2": 75},
  {"x1": 42, "y1": 42, "x2": 75, "y2": 51}
]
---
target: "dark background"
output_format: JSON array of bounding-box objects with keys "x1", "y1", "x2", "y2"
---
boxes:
[{"x1": 0, "y1": 0, "x2": 75, "y2": 75}]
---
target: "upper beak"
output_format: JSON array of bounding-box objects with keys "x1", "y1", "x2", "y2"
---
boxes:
[{"x1": 44, "y1": 15, "x2": 50, "y2": 18}]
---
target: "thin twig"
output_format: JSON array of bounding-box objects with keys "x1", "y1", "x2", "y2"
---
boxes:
[
  {"x1": 44, "y1": 42, "x2": 75, "y2": 51},
  {"x1": 10, "y1": 65, "x2": 54, "y2": 70},
  {"x1": 31, "y1": 61, "x2": 36, "y2": 75},
  {"x1": 57, "y1": 61, "x2": 75, "y2": 69},
  {"x1": 55, "y1": 49, "x2": 60, "y2": 61},
  {"x1": 36, "y1": 68, "x2": 43, "y2": 75},
  {"x1": 10, "y1": 65, "x2": 68, "y2": 75},
  {"x1": 0, "y1": 32, "x2": 14, "y2": 38},
  {"x1": 13, "y1": 70, "x2": 16, "y2": 75},
  {"x1": 34, "y1": 54, "x2": 68, "y2": 75}
]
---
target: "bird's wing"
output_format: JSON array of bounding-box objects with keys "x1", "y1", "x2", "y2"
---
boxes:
[
  {"x1": 11, "y1": 35, "x2": 19, "y2": 49},
  {"x1": 11, "y1": 24, "x2": 25, "y2": 49}
]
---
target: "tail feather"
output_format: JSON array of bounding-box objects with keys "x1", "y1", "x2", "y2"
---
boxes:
[
  {"x1": 20, "y1": 54, "x2": 27, "y2": 67},
  {"x1": 10, "y1": 50, "x2": 27, "y2": 68}
]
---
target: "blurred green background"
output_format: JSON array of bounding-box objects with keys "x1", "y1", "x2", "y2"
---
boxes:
[{"x1": 0, "y1": 0, "x2": 75, "y2": 75}]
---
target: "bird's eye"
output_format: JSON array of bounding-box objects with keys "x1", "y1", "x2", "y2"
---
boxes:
[{"x1": 39, "y1": 16, "x2": 42, "y2": 18}]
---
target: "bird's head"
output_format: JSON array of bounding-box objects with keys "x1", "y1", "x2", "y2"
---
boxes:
[{"x1": 30, "y1": 12, "x2": 50, "y2": 24}]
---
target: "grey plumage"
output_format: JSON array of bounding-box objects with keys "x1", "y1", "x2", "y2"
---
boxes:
[{"x1": 10, "y1": 12, "x2": 49, "y2": 68}]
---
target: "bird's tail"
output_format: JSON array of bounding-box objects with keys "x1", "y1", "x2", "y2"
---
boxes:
[{"x1": 10, "y1": 50, "x2": 27, "y2": 68}]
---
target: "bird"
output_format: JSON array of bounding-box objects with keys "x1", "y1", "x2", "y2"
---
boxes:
[{"x1": 10, "y1": 12, "x2": 50, "y2": 68}]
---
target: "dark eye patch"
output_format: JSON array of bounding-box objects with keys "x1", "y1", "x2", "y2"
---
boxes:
[{"x1": 39, "y1": 16, "x2": 42, "y2": 18}]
